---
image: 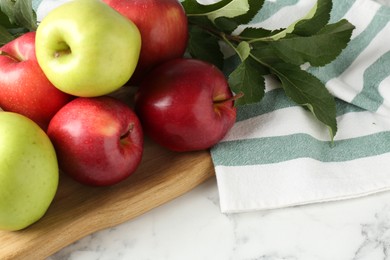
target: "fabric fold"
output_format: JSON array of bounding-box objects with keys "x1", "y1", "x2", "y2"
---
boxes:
[{"x1": 211, "y1": 0, "x2": 390, "y2": 213}]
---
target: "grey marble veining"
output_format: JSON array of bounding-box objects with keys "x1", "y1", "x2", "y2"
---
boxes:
[{"x1": 46, "y1": 178, "x2": 390, "y2": 260}]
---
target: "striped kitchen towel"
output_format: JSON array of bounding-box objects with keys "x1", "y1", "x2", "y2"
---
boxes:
[{"x1": 211, "y1": 0, "x2": 390, "y2": 213}]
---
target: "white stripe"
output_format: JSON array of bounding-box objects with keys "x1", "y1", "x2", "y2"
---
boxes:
[
  {"x1": 342, "y1": 0, "x2": 380, "y2": 38},
  {"x1": 249, "y1": 0, "x2": 316, "y2": 30},
  {"x1": 223, "y1": 107, "x2": 390, "y2": 142},
  {"x1": 377, "y1": 75, "x2": 390, "y2": 115},
  {"x1": 327, "y1": 14, "x2": 390, "y2": 102},
  {"x1": 215, "y1": 153, "x2": 390, "y2": 212}
]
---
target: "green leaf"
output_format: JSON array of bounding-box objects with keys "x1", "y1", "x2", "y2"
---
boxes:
[
  {"x1": 229, "y1": 0, "x2": 264, "y2": 26},
  {"x1": 269, "y1": 19, "x2": 355, "y2": 67},
  {"x1": 15, "y1": 0, "x2": 37, "y2": 31},
  {"x1": 239, "y1": 27, "x2": 283, "y2": 40},
  {"x1": 0, "y1": 1, "x2": 14, "y2": 23},
  {"x1": 187, "y1": 25, "x2": 224, "y2": 69},
  {"x1": 0, "y1": 9, "x2": 15, "y2": 28},
  {"x1": 206, "y1": 0, "x2": 250, "y2": 22},
  {"x1": 292, "y1": 0, "x2": 332, "y2": 36},
  {"x1": 271, "y1": 63, "x2": 337, "y2": 139},
  {"x1": 187, "y1": 15, "x2": 216, "y2": 29},
  {"x1": 213, "y1": 0, "x2": 265, "y2": 33},
  {"x1": 262, "y1": 0, "x2": 331, "y2": 41},
  {"x1": 0, "y1": 0, "x2": 37, "y2": 31},
  {"x1": 214, "y1": 0, "x2": 264, "y2": 33},
  {"x1": 214, "y1": 16, "x2": 240, "y2": 33},
  {"x1": 236, "y1": 41, "x2": 251, "y2": 61},
  {"x1": 250, "y1": 42, "x2": 285, "y2": 66},
  {"x1": 181, "y1": 0, "x2": 236, "y2": 16},
  {"x1": 228, "y1": 57, "x2": 266, "y2": 106},
  {"x1": 0, "y1": 25, "x2": 14, "y2": 46}
]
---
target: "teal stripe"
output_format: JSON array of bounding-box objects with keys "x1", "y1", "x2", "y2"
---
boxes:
[
  {"x1": 236, "y1": 88, "x2": 295, "y2": 122},
  {"x1": 351, "y1": 50, "x2": 390, "y2": 112},
  {"x1": 211, "y1": 131, "x2": 390, "y2": 166},
  {"x1": 329, "y1": 0, "x2": 356, "y2": 23},
  {"x1": 236, "y1": 88, "x2": 365, "y2": 122},
  {"x1": 335, "y1": 98, "x2": 365, "y2": 116},
  {"x1": 250, "y1": 0, "x2": 299, "y2": 24},
  {"x1": 308, "y1": 6, "x2": 390, "y2": 83}
]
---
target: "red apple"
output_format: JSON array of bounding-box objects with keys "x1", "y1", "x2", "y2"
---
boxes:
[
  {"x1": 47, "y1": 96, "x2": 143, "y2": 186},
  {"x1": 103, "y1": 0, "x2": 188, "y2": 84},
  {"x1": 0, "y1": 32, "x2": 72, "y2": 130},
  {"x1": 134, "y1": 58, "x2": 237, "y2": 152}
]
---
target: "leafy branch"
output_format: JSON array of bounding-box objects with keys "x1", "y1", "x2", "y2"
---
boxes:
[{"x1": 183, "y1": 0, "x2": 355, "y2": 140}]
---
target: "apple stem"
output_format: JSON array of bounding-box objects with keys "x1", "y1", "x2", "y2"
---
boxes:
[
  {"x1": 0, "y1": 50, "x2": 20, "y2": 62},
  {"x1": 54, "y1": 49, "x2": 71, "y2": 58},
  {"x1": 214, "y1": 92, "x2": 244, "y2": 105},
  {"x1": 121, "y1": 123, "x2": 134, "y2": 140}
]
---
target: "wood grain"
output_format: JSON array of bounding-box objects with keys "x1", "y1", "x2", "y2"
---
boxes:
[{"x1": 0, "y1": 137, "x2": 215, "y2": 260}]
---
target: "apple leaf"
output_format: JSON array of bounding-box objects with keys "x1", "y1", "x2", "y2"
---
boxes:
[
  {"x1": 269, "y1": 19, "x2": 355, "y2": 67},
  {"x1": 229, "y1": 0, "x2": 264, "y2": 26},
  {"x1": 183, "y1": 0, "x2": 262, "y2": 29},
  {"x1": 236, "y1": 41, "x2": 251, "y2": 61},
  {"x1": 271, "y1": 62, "x2": 337, "y2": 139},
  {"x1": 252, "y1": 42, "x2": 337, "y2": 137},
  {"x1": 228, "y1": 57, "x2": 266, "y2": 106},
  {"x1": 292, "y1": 0, "x2": 333, "y2": 36},
  {"x1": 214, "y1": 0, "x2": 264, "y2": 33},
  {"x1": 0, "y1": 25, "x2": 14, "y2": 45},
  {"x1": 0, "y1": 11, "x2": 15, "y2": 45},
  {"x1": 256, "y1": 0, "x2": 332, "y2": 41},
  {"x1": 206, "y1": 0, "x2": 250, "y2": 22},
  {"x1": 0, "y1": 9, "x2": 15, "y2": 28},
  {"x1": 239, "y1": 27, "x2": 283, "y2": 40},
  {"x1": 181, "y1": 0, "x2": 236, "y2": 16},
  {"x1": 187, "y1": 26, "x2": 224, "y2": 70},
  {"x1": 0, "y1": 0, "x2": 37, "y2": 32}
]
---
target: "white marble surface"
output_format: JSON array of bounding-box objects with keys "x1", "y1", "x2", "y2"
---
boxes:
[
  {"x1": 47, "y1": 177, "x2": 390, "y2": 260},
  {"x1": 35, "y1": 0, "x2": 390, "y2": 259}
]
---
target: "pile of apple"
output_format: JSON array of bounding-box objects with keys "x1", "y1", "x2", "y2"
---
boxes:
[{"x1": 0, "y1": 0, "x2": 237, "y2": 231}]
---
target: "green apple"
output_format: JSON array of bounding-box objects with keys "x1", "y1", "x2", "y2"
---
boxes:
[
  {"x1": 0, "y1": 112, "x2": 59, "y2": 231},
  {"x1": 35, "y1": 0, "x2": 141, "y2": 97}
]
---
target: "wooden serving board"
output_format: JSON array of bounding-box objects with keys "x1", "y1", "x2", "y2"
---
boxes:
[{"x1": 0, "y1": 137, "x2": 215, "y2": 260}]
